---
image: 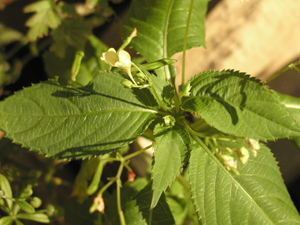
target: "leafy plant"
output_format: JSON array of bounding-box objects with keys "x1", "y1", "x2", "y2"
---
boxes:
[{"x1": 0, "y1": 0, "x2": 300, "y2": 224}]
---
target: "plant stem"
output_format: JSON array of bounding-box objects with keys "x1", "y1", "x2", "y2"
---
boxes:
[
  {"x1": 183, "y1": 120, "x2": 205, "y2": 138},
  {"x1": 123, "y1": 144, "x2": 153, "y2": 161},
  {"x1": 264, "y1": 60, "x2": 300, "y2": 84},
  {"x1": 181, "y1": 0, "x2": 195, "y2": 85},
  {"x1": 116, "y1": 163, "x2": 126, "y2": 225}
]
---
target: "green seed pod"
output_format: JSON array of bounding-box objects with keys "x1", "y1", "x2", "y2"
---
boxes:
[{"x1": 71, "y1": 51, "x2": 85, "y2": 81}]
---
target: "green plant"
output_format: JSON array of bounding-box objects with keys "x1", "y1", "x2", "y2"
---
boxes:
[{"x1": 0, "y1": 0, "x2": 300, "y2": 224}]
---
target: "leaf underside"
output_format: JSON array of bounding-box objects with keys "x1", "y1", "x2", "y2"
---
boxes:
[
  {"x1": 189, "y1": 143, "x2": 300, "y2": 225},
  {"x1": 182, "y1": 70, "x2": 300, "y2": 141},
  {"x1": 0, "y1": 72, "x2": 158, "y2": 159}
]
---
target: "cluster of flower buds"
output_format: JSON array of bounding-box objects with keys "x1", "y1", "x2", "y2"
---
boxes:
[{"x1": 218, "y1": 138, "x2": 260, "y2": 174}]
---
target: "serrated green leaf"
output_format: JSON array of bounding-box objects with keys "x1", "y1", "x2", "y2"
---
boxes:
[
  {"x1": 189, "y1": 141, "x2": 300, "y2": 225},
  {"x1": 124, "y1": 182, "x2": 175, "y2": 225},
  {"x1": 122, "y1": 0, "x2": 208, "y2": 80},
  {"x1": 182, "y1": 70, "x2": 300, "y2": 141},
  {"x1": 24, "y1": 0, "x2": 61, "y2": 41},
  {"x1": 16, "y1": 213, "x2": 50, "y2": 223},
  {"x1": 151, "y1": 123, "x2": 190, "y2": 209},
  {"x1": 0, "y1": 72, "x2": 158, "y2": 159},
  {"x1": 122, "y1": 0, "x2": 207, "y2": 61}
]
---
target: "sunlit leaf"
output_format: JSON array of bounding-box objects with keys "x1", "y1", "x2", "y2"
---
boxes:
[
  {"x1": 182, "y1": 70, "x2": 300, "y2": 141},
  {"x1": 0, "y1": 72, "x2": 158, "y2": 159},
  {"x1": 151, "y1": 123, "x2": 190, "y2": 208},
  {"x1": 189, "y1": 141, "x2": 300, "y2": 224}
]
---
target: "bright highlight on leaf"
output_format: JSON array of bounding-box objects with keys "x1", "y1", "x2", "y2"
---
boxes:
[
  {"x1": 24, "y1": 0, "x2": 61, "y2": 41},
  {"x1": 182, "y1": 70, "x2": 300, "y2": 141}
]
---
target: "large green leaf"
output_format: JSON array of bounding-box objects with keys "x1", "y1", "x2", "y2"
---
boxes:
[
  {"x1": 182, "y1": 70, "x2": 300, "y2": 141},
  {"x1": 124, "y1": 182, "x2": 175, "y2": 225},
  {"x1": 151, "y1": 123, "x2": 190, "y2": 209},
  {"x1": 0, "y1": 72, "x2": 158, "y2": 159},
  {"x1": 122, "y1": 0, "x2": 207, "y2": 61},
  {"x1": 189, "y1": 140, "x2": 300, "y2": 224},
  {"x1": 122, "y1": 0, "x2": 208, "y2": 80}
]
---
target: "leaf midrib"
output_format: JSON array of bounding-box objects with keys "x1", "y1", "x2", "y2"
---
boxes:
[
  {"x1": 194, "y1": 137, "x2": 275, "y2": 225},
  {"x1": 1, "y1": 108, "x2": 158, "y2": 118}
]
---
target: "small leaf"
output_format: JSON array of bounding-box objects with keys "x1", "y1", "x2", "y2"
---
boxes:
[
  {"x1": 124, "y1": 182, "x2": 175, "y2": 225},
  {"x1": 15, "y1": 200, "x2": 35, "y2": 213},
  {"x1": 189, "y1": 141, "x2": 300, "y2": 224},
  {"x1": 0, "y1": 72, "x2": 158, "y2": 159},
  {"x1": 50, "y1": 6, "x2": 92, "y2": 58},
  {"x1": 182, "y1": 70, "x2": 300, "y2": 141},
  {"x1": 0, "y1": 216, "x2": 14, "y2": 225},
  {"x1": 24, "y1": 0, "x2": 61, "y2": 41},
  {"x1": 151, "y1": 123, "x2": 190, "y2": 209},
  {"x1": 0, "y1": 173, "x2": 13, "y2": 209},
  {"x1": 16, "y1": 213, "x2": 50, "y2": 223}
]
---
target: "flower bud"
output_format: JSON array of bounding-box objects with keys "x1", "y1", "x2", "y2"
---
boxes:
[
  {"x1": 236, "y1": 146, "x2": 250, "y2": 164},
  {"x1": 220, "y1": 155, "x2": 237, "y2": 170}
]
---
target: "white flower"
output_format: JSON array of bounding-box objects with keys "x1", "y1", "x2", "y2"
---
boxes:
[
  {"x1": 101, "y1": 48, "x2": 131, "y2": 70},
  {"x1": 101, "y1": 48, "x2": 137, "y2": 86}
]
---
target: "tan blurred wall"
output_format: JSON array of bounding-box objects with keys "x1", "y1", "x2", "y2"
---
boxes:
[{"x1": 173, "y1": 0, "x2": 300, "y2": 83}]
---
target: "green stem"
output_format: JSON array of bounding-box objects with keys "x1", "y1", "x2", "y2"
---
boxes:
[
  {"x1": 264, "y1": 60, "x2": 300, "y2": 84},
  {"x1": 190, "y1": 119, "x2": 210, "y2": 131},
  {"x1": 181, "y1": 0, "x2": 195, "y2": 85},
  {"x1": 116, "y1": 163, "x2": 126, "y2": 225},
  {"x1": 176, "y1": 175, "x2": 190, "y2": 192},
  {"x1": 123, "y1": 144, "x2": 153, "y2": 161},
  {"x1": 183, "y1": 120, "x2": 205, "y2": 138},
  {"x1": 132, "y1": 63, "x2": 170, "y2": 112}
]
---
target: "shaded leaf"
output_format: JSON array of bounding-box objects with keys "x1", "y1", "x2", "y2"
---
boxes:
[
  {"x1": 0, "y1": 72, "x2": 158, "y2": 159},
  {"x1": 124, "y1": 182, "x2": 175, "y2": 225},
  {"x1": 64, "y1": 198, "x2": 99, "y2": 225},
  {"x1": 182, "y1": 70, "x2": 300, "y2": 141},
  {"x1": 44, "y1": 35, "x2": 108, "y2": 86},
  {"x1": 151, "y1": 123, "x2": 190, "y2": 208},
  {"x1": 24, "y1": 0, "x2": 61, "y2": 41},
  {"x1": 189, "y1": 141, "x2": 300, "y2": 224},
  {"x1": 50, "y1": 4, "x2": 92, "y2": 58},
  {"x1": 122, "y1": 0, "x2": 208, "y2": 80}
]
